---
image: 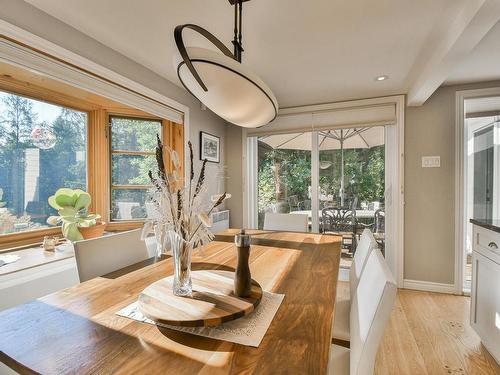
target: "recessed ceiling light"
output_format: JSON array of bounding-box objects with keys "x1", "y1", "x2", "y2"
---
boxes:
[{"x1": 375, "y1": 75, "x2": 389, "y2": 81}]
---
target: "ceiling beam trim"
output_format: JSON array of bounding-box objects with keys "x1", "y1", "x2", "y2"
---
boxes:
[{"x1": 406, "y1": 0, "x2": 500, "y2": 107}]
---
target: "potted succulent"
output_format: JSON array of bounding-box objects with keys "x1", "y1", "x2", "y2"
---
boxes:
[{"x1": 47, "y1": 188, "x2": 104, "y2": 241}]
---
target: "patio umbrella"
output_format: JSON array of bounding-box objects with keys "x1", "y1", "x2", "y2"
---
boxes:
[{"x1": 259, "y1": 127, "x2": 384, "y2": 206}]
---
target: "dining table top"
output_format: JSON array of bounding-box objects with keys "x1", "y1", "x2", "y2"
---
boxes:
[{"x1": 0, "y1": 229, "x2": 341, "y2": 375}]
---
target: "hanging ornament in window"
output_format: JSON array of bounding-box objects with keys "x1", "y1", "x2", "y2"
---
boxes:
[{"x1": 30, "y1": 127, "x2": 56, "y2": 149}]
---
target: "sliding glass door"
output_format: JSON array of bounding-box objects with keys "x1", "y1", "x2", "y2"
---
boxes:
[
  {"x1": 251, "y1": 126, "x2": 387, "y2": 269},
  {"x1": 252, "y1": 127, "x2": 386, "y2": 240},
  {"x1": 318, "y1": 128, "x2": 385, "y2": 210},
  {"x1": 256, "y1": 132, "x2": 312, "y2": 230},
  {"x1": 317, "y1": 127, "x2": 386, "y2": 267},
  {"x1": 245, "y1": 97, "x2": 403, "y2": 282}
]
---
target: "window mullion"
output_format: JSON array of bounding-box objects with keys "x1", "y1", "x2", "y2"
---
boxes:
[
  {"x1": 311, "y1": 131, "x2": 320, "y2": 233},
  {"x1": 110, "y1": 150, "x2": 156, "y2": 156}
]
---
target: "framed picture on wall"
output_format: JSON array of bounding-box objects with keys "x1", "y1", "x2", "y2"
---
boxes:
[{"x1": 200, "y1": 131, "x2": 220, "y2": 163}]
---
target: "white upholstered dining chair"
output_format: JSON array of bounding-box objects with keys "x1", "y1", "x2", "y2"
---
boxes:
[
  {"x1": 332, "y1": 229, "x2": 378, "y2": 342},
  {"x1": 263, "y1": 213, "x2": 309, "y2": 232},
  {"x1": 74, "y1": 228, "x2": 151, "y2": 282},
  {"x1": 328, "y1": 249, "x2": 397, "y2": 374}
]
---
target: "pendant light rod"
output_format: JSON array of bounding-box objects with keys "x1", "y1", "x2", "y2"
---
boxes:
[{"x1": 232, "y1": 0, "x2": 244, "y2": 62}]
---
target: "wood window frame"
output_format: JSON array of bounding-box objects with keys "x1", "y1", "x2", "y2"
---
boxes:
[{"x1": 0, "y1": 75, "x2": 184, "y2": 250}]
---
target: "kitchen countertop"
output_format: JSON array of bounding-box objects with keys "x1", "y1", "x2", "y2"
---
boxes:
[{"x1": 470, "y1": 219, "x2": 500, "y2": 234}]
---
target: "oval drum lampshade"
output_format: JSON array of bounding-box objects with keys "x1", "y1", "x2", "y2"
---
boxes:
[{"x1": 174, "y1": 47, "x2": 278, "y2": 128}]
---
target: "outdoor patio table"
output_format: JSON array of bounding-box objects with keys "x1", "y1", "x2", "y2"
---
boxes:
[{"x1": 290, "y1": 209, "x2": 376, "y2": 220}]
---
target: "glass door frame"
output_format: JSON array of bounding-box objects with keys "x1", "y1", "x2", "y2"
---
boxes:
[{"x1": 311, "y1": 131, "x2": 320, "y2": 232}]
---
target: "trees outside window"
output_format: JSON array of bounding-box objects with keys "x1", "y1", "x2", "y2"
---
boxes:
[
  {"x1": 256, "y1": 131, "x2": 385, "y2": 230},
  {"x1": 0, "y1": 91, "x2": 87, "y2": 234},
  {"x1": 109, "y1": 116, "x2": 162, "y2": 221}
]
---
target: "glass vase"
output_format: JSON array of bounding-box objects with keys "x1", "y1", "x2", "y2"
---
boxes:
[{"x1": 168, "y1": 230, "x2": 194, "y2": 296}]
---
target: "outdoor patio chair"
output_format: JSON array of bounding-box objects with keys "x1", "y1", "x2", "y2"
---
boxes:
[
  {"x1": 287, "y1": 195, "x2": 300, "y2": 211},
  {"x1": 298, "y1": 199, "x2": 311, "y2": 210},
  {"x1": 270, "y1": 201, "x2": 290, "y2": 213},
  {"x1": 321, "y1": 207, "x2": 357, "y2": 252},
  {"x1": 343, "y1": 196, "x2": 358, "y2": 210}
]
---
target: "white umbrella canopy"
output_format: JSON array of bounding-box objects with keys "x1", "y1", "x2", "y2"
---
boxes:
[
  {"x1": 259, "y1": 127, "x2": 384, "y2": 151},
  {"x1": 259, "y1": 126, "x2": 385, "y2": 207}
]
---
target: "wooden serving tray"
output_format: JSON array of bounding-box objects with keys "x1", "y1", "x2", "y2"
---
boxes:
[{"x1": 138, "y1": 270, "x2": 263, "y2": 327}]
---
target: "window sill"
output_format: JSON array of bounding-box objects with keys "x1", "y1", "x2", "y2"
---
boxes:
[
  {"x1": 0, "y1": 221, "x2": 145, "y2": 252},
  {"x1": 0, "y1": 227, "x2": 62, "y2": 252},
  {"x1": 0, "y1": 242, "x2": 74, "y2": 277},
  {"x1": 106, "y1": 221, "x2": 145, "y2": 232}
]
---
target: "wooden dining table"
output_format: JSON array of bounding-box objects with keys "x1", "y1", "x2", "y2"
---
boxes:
[{"x1": 0, "y1": 229, "x2": 341, "y2": 374}]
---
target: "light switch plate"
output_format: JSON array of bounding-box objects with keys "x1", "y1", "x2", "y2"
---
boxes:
[{"x1": 422, "y1": 156, "x2": 440, "y2": 168}]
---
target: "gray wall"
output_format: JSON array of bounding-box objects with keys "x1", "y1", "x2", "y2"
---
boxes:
[
  {"x1": 225, "y1": 125, "x2": 244, "y2": 228},
  {"x1": 404, "y1": 80, "x2": 500, "y2": 285},
  {"x1": 0, "y1": 0, "x2": 227, "y2": 199}
]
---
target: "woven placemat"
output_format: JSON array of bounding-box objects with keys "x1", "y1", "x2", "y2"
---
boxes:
[{"x1": 116, "y1": 290, "x2": 284, "y2": 347}]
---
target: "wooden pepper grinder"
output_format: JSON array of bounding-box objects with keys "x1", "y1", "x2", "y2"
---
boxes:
[{"x1": 234, "y1": 229, "x2": 252, "y2": 297}]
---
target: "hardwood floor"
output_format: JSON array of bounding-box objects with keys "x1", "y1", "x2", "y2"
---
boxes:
[
  {"x1": 340, "y1": 249, "x2": 353, "y2": 269},
  {"x1": 372, "y1": 287, "x2": 500, "y2": 374}
]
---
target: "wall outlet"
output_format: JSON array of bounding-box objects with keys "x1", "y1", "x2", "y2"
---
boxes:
[{"x1": 422, "y1": 156, "x2": 440, "y2": 168}]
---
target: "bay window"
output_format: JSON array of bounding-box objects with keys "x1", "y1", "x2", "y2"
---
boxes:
[{"x1": 0, "y1": 76, "x2": 183, "y2": 250}]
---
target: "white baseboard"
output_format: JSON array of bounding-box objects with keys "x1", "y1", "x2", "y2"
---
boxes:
[{"x1": 403, "y1": 279, "x2": 458, "y2": 294}]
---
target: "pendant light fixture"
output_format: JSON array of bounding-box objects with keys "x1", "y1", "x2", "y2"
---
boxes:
[{"x1": 173, "y1": 0, "x2": 278, "y2": 128}]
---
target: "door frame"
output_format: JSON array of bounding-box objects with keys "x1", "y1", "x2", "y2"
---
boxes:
[
  {"x1": 243, "y1": 95, "x2": 405, "y2": 287},
  {"x1": 455, "y1": 87, "x2": 500, "y2": 294}
]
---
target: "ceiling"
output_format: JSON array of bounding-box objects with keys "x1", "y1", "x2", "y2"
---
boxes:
[
  {"x1": 445, "y1": 20, "x2": 500, "y2": 86},
  {"x1": 24, "y1": 0, "x2": 500, "y2": 108}
]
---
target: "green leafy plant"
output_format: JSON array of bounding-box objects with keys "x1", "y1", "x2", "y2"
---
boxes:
[{"x1": 47, "y1": 188, "x2": 100, "y2": 241}]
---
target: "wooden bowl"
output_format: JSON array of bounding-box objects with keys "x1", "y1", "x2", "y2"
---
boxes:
[
  {"x1": 138, "y1": 270, "x2": 263, "y2": 327},
  {"x1": 79, "y1": 222, "x2": 106, "y2": 239}
]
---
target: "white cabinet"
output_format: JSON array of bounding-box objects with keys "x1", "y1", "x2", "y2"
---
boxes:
[{"x1": 470, "y1": 225, "x2": 500, "y2": 364}]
